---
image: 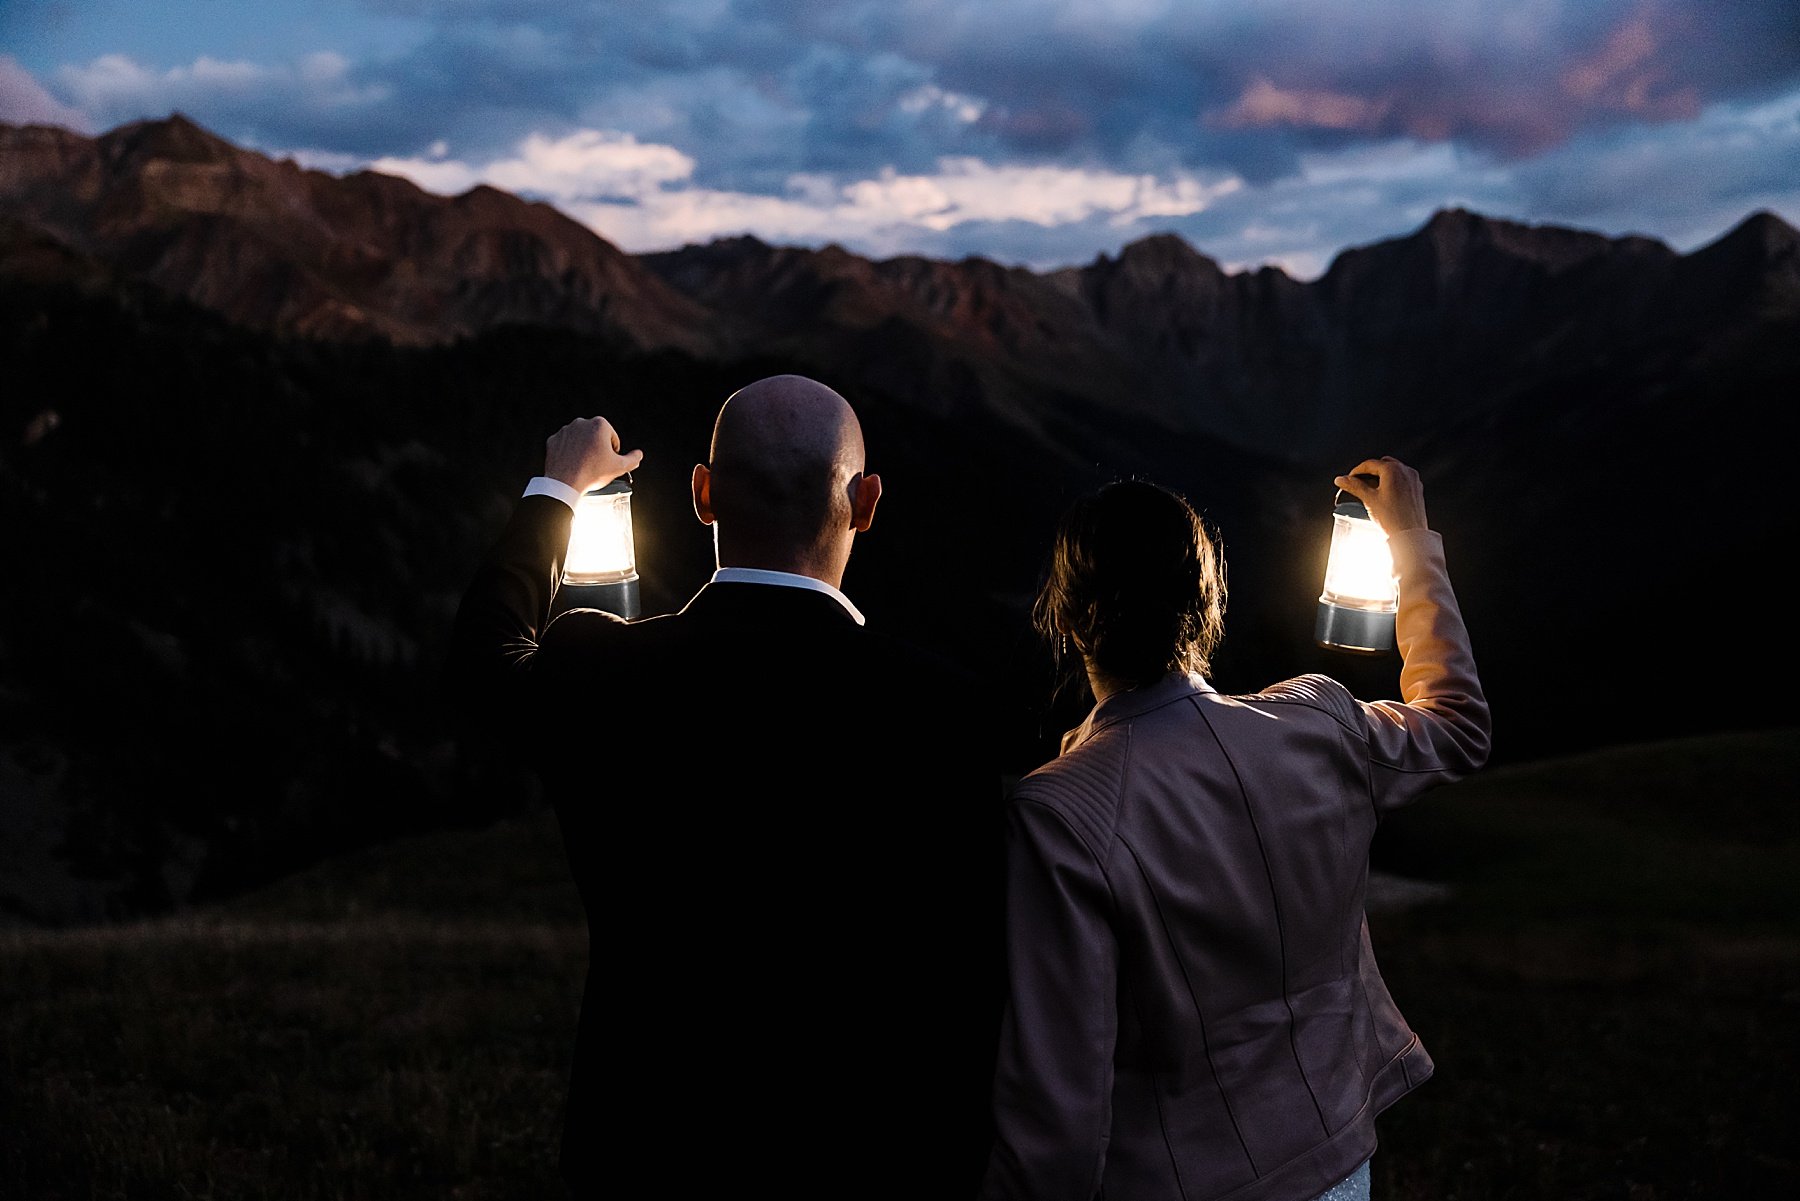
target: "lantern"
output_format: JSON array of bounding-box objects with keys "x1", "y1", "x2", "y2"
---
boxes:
[
  {"x1": 1314, "y1": 486, "x2": 1396, "y2": 653},
  {"x1": 561, "y1": 476, "x2": 640, "y2": 620}
]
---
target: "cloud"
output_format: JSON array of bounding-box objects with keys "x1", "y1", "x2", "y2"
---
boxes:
[
  {"x1": 1107, "y1": 84, "x2": 1800, "y2": 279},
  {"x1": 1213, "y1": 79, "x2": 1393, "y2": 134},
  {"x1": 1132, "y1": 138, "x2": 1524, "y2": 280},
  {"x1": 32, "y1": 3, "x2": 1800, "y2": 194},
  {"x1": 1511, "y1": 85, "x2": 1800, "y2": 244},
  {"x1": 835, "y1": 158, "x2": 1232, "y2": 232},
  {"x1": 1556, "y1": 7, "x2": 1701, "y2": 126},
  {"x1": 46, "y1": 50, "x2": 417, "y2": 156},
  {"x1": 1175, "y1": 1, "x2": 1740, "y2": 157},
  {"x1": 898, "y1": 84, "x2": 985, "y2": 124},
  {"x1": 371, "y1": 129, "x2": 696, "y2": 201},
  {"x1": 367, "y1": 125, "x2": 1241, "y2": 259},
  {"x1": 10, "y1": 1, "x2": 1798, "y2": 276},
  {"x1": 743, "y1": 0, "x2": 1800, "y2": 165},
  {"x1": 58, "y1": 51, "x2": 388, "y2": 117},
  {"x1": 0, "y1": 56, "x2": 91, "y2": 131}
]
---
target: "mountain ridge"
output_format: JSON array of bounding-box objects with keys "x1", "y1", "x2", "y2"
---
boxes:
[
  {"x1": 6, "y1": 115, "x2": 1796, "y2": 459},
  {"x1": 3, "y1": 114, "x2": 1797, "y2": 924},
  {"x1": 0, "y1": 114, "x2": 716, "y2": 351}
]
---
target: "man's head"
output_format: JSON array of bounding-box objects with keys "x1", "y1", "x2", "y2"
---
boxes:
[{"x1": 691, "y1": 375, "x2": 881, "y2": 585}]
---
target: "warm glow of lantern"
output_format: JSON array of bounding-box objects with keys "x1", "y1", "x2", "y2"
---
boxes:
[
  {"x1": 1315, "y1": 493, "x2": 1397, "y2": 653},
  {"x1": 563, "y1": 483, "x2": 638, "y2": 586},
  {"x1": 1320, "y1": 508, "x2": 1397, "y2": 612}
]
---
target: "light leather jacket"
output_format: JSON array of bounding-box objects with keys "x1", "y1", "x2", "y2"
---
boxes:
[{"x1": 982, "y1": 528, "x2": 1491, "y2": 1201}]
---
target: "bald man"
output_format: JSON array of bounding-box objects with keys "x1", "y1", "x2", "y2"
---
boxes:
[{"x1": 450, "y1": 375, "x2": 1004, "y2": 1198}]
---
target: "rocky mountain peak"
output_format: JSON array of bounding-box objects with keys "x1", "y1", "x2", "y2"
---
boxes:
[
  {"x1": 1404, "y1": 206, "x2": 1622, "y2": 276},
  {"x1": 1703, "y1": 208, "x2": 1800, "y2": 262},
  {"x1": 1113, "y1": 231, "x2": 1219, "y2": 270},
  {"x1": 1677, "y1": 207, "x2": 1800, "y2": 309},
  {"x1": 100, "y1": 112, "x2": 242, "y2": 168},
  {"x1": 0, "y1": 114, "x2": 716, "y2": 352}
]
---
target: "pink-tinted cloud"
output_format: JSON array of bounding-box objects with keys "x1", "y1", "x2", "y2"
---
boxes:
[
  {"x1": 1203, "y1": 4, "x2": 1711, "y2": 157},
  {"x1": 0, "y1": 56, "x2": 91, "y2": 132},
  {"x1": 1212, "y1": 79, "x2": 1392, "y2": 134},
  {"x1": 7, "y1": 0, "x2": 1796, "y2": 273},
  {"x1": 1560, "y1": 9, "x2": 1700, "y2": 121}
]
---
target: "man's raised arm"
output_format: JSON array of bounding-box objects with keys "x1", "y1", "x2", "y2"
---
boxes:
[{"x1": 445, "y1": 417, "x2": 642, "y2": 739}]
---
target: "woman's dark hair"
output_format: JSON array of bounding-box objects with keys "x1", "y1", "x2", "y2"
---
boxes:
[{"x1": 1032, "y1": 479, "x2": 1227, "y2": 690}]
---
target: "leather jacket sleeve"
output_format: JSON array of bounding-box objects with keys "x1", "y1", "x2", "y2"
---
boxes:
[
  {"x1": 981, "y1": 796, "x2": 1118, "y2": 1201},
  {"x1": 1356, "y1": 527, "x2": 1492, "y2": 811}
]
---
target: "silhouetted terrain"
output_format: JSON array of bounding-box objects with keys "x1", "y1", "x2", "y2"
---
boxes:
[
  {"x1": 4, "y1": 730, "x2": 1795, "y2": 1197},
  {"x1": 3, "y1": 115, "x2": 1796, "y2": 922}
]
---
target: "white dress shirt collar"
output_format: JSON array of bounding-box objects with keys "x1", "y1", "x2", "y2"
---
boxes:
[
  {"x1": 522, "y1": 480, "x2": 866, "y2": 626},
  {"x1": 710, "y1": 567, "x2": 866, "y2": 626}
]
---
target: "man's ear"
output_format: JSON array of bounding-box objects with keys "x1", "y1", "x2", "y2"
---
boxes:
[
  {"x1": 849, "y1": 471, "x2": 881, "y2": 533},
  {"x1": 692, "y1": 463, "x2": 716, "y2": 526}
]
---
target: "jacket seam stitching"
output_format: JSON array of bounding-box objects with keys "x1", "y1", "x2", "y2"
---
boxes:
[
  {"x1": 1014, "y1": 797, "x2": 1112, "y2": 873},
  {"x1": 1119, "y1": 835, "x2": 1256, "y2": 1180},
  {"x1": 1147, "y1": 1061, "x2": 1191, "y2": 1201},
  {"x1": 1192, "y1": 695, "x2": 1334, "y2": 1141}
]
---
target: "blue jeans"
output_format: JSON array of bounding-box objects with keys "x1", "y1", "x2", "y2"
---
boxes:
[{"x1": 1310, "y1": 1159, "x2": 1371, "y2": 1201}]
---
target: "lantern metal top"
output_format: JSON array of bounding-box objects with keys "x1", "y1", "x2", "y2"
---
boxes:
[
  {"x1": 1332, "y1": 491, "x2": 1370, "y2": 520},
  {"x1": 592, "y1": 474, "x2": 632, "y2": 496}
]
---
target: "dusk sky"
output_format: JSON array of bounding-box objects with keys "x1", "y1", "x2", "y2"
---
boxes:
[{"x1": 3, "y1": 1, "x2": 1797, "y2": 277}]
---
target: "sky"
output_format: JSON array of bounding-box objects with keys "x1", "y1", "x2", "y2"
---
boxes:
[{"x1": 3, "y1": 1, "x2": 1798, "y2": 278}]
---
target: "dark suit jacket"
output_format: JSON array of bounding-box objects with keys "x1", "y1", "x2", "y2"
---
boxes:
[{"x1": 449, "y1": 494, "x2": 1004, "y2": 1197}]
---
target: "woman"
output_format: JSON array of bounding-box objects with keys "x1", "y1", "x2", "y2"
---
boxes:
[{"x1": 981, "y1": 458, "x2": 1490, "y2": 1201}]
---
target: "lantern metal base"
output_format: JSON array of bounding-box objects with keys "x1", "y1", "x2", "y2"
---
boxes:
[
  {"x1": 1315, "y1": 601, "x2": 1395, "y2": 654},
  {"x1": 556, "y1": 577, "x2": 640, "y2": 621}
]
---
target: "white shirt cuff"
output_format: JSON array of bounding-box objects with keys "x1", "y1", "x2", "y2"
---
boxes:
[{"x1": 523, "y1": 476, "x2": 581, "y2": 510}]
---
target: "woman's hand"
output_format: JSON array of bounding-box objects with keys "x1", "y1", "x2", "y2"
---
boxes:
[{"x1": 1334, "y1": 456, "x2": 1428, "y2": 534}]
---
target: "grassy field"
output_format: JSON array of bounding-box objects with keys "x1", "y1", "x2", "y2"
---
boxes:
[
  {"x1": 2, "y1": 728, "x2": 1796, "y2": 1200},
  {"x1": 1367, "y1": 726, "x2": 1800, "y2": 1200}
]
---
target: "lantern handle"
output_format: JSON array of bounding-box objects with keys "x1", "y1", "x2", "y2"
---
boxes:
[{"x1": 1333, "y1": 471, "x2": 1380, "y2": 510}]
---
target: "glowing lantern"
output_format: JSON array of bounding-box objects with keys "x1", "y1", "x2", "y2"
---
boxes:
[
  {"x1": 562, "y1": 476, "x2": 640, "y2": 619},
  {"x1": 1314, "y1": 486, "x2": 1396, "y2": 653}
]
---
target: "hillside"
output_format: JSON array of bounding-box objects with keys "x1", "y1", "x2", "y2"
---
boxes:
[
  {"x1": 3, "y1": 114, "x2": 1798, "y2": 924},
  {"x1": 2, "y1": 728, "x2": 1794, "y2": 1198}
]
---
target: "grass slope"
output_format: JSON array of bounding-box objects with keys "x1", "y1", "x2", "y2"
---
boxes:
[
  {"x1": 1368, "y1": 727, "x2": 1800, "y2": 1199},
  {"x1": 3, "y1": 729, "x2": 1796, "y2": 1199}
]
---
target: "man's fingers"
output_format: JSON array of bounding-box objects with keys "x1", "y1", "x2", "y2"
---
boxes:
[{"x1": 546, "y1": 415, "x2": 644, "y2": 491}]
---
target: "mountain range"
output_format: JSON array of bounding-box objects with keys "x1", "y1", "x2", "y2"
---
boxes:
[{"x1": 3, "y1": 114, "x2": 1796, "y2": 924}]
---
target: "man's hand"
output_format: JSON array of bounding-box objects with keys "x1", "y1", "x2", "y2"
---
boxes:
[
  {"x1": 1334, "y1": 456, "x2": 1428, "y2": 534},
  {"x1": 545, "y1": 416, "x2": 644, "y2": 494}
]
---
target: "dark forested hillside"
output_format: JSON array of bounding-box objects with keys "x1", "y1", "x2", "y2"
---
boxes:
[{"x1": 4, "y1": 117, "x2": 1797, "y2": 924}]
